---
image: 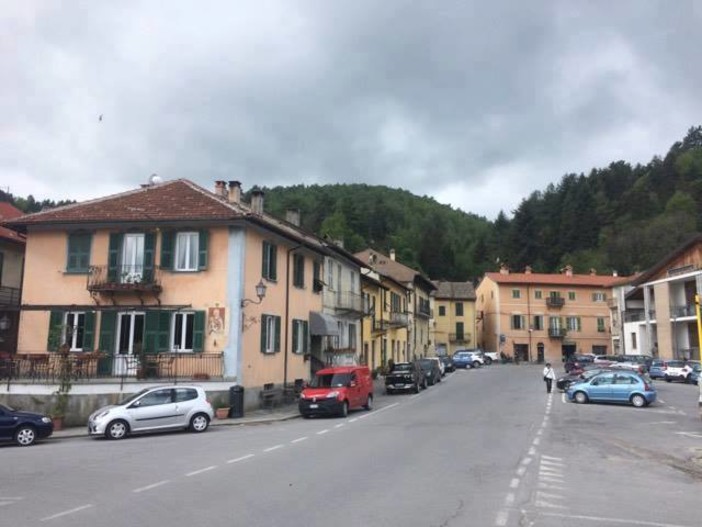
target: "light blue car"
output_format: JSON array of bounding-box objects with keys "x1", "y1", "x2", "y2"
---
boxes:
[{"x1": 566, "y1": 371, "x2": 656, "y2": 408}]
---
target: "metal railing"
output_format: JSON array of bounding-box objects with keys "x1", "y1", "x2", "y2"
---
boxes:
[
  {"x1": 670, "y1": 304, "x2": 696, "y2": 318},
  {"x1": 333, "y1": 291, "x2": 363, "y2": 313},
  {"x1": 449, "y1": 333, "x2": 470, "y2": 343},
  {"x1": 387, "y1": 312, "x2": 409, "y2": 327},
  {"x1": 546, "y1": 297, "x2": 565, "y2": 308},
  {"x1": 0, "y1": 286, "x2": 20, "y2": 306},
  {"x1": 87, "y1": 265, "x2": 162, "y2": 293},
  {"x1": 548, "y1": 328, "x2": 567, "y2": 338}
]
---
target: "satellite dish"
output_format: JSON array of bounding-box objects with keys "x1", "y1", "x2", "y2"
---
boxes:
[{"x1": 149, "y1": 174, "x2": 163, "y2": 185}]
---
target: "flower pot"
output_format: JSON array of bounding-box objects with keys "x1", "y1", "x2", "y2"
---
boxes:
[
  {"x1": 215, "y1": 407, "x2": 230, "y2": 419},
  {"x1": 52, "y1": 416, "x2": 64, "y2": 431}
]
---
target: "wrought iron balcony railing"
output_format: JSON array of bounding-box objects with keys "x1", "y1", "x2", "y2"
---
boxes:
[
  {"x1": 449, "y1": 333, "x2": 470, "y2": 343},
  {"x1": 387, "y1": 312, "x2": 409, "y2": 327},
  {"x1": 0, "y1": 286, "x2": 20, "y2": 306},
  {"x1": 87, "y1": 265, "x2": 162, "y2": 293},
  {"x1": 670, "y1": 304, "x2": 696, "y2": 318},
  {"x1": 546, "y1": 297, "x2": 565, "y2": 308},
  {"x1": 548, "y1": 328, "x2": 567, "y2": 339}
]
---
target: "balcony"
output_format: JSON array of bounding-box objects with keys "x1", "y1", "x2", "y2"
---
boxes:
[
  {"x1": 332, "y1": 291, "x2": 363, "y2": 314},
  {"x1": 0, "y1": 286, "x2": 20, "y2": 307},
  {"x1": 546, "y1": 297, "x2": 565, "y2": 308},
  {"x1": 387, "y1": 312, "x2": 409, "y2": 327},
  {"x1": 416, "y1": 304, "x2": 432, "y2": 319},
  {"x1": 548, "y1": 328, "x2": 567, "y2": 339},
  {"x1": 87, "y1": 265, "x2": 162, "y2": 294},
  {"x1": 372, "y1": 319, "x2": 388, "y2": 332},
  {"x1": 624, "y1": 310, "x2": 656, "y2": 323},
  {"x1": 670, "y1": 304, "x2": 696, "y2": 318},
  {"x1": 449, "y1": 333, "x2": 471, "y2": 343}
]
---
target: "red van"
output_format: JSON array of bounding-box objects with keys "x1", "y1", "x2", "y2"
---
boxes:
[{"x1": 298, "y1": 365, "x2": 374, "y2": 418}]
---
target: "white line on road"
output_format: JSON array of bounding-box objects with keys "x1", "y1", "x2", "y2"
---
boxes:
[
  {"x1": 317, "y1": 429, "x2": 329, "y2": 435},
  {"x1": 539, "y1": 511, "x2": 694, "y2": 527},
  {"x1": 533, "y1": 437, "x2": 541, "y2": 446},
  {"x1": 562, "y1": 393, "x2": 567, "y2": 404},
  {"x1": 349, "y1": 418, "x2": 358, "y2": 423},
  {"x1": 227, "y1": 454, "x2": 254, "y2": 464},
  {"x1": 358, "y1": 413, "x2": 370, "y2": 419},
  {"x1": 510, "y1": 478, "x2": 520, "y2": 488},
  {"x1": 528, "y1": 446, "x2": 536, "y2": 455},
  {"x1": 264, "y1": 444, "x2": 284, "y2": 452},
  {"x1": 521, "y1": 457, "x2": 532, "y2": 466},
  {"x1": 374, "y1": 402, "x2": 400, "y2": 414},
  {"x1": 495, "y1": 510, "x2": 509, "y2": 526},
  {"x1": 516, "y1": 466, "x2": 527, "y2": 477},
  {"x1": 186, "y1": 466, "x2": 217, "y2": 477},
  {"x1": 504, "y1": 493, "x2": 515, "y2": 506},
  {"x1": 541, "y1": 454, "x2": 563, "y2": 461},
  {"x1": 291, "y1": 437, "x2": 308, "y2": 443},
  {"x1": 40, "y1": 504, "x2": 94, "y2": 522},
  {"x1": 133, "y1": 480, "x2": 170, "y2": 493},
  {"x1": 334, "y1": 423, "x2": 345, "y2": 428},
  {"x1": 675, "y1": 431, "x2": 702, "y2": 439}
]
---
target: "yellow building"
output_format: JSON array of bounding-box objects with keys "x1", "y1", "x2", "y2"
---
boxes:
[
  {"x1": 431, "y1": 280, "x2": 477, "y2": 356},
  {"x1": 476, "y1": 265, "x2": 626, "y2": 364}
]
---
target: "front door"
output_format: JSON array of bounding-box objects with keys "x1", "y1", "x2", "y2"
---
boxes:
[{"x1": 114, "y1": 312, "x2": 145, "y2": 376}]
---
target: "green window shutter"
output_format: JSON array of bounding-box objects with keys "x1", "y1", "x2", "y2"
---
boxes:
[
  {"x1": 157, "y1": 311, "x2": 171, "y2": 352},
  {"x1": 47, "y1": 311, "x2": 64, "y2": 351},
  {"x1": 144, "y1": 311, "x2": 161, "y2": 354},
  {"x1": 83, "y1": 311, "x2": 96, "y2": 351},
  {"x1": 198, "y1": 230, "x2": 208, "y2": 270},
  {"x1": 260, "y1": 315, "x2": 268, "y2": 353},
  {"x1": 303, "y1": 321, "x2": 309, "y2": 353},
  {"x1": 66, "y1": 234, "x2": 78, "y2": 271},
  {"x1": 160, "y1": 231, "x2": 174, "y2": 270},
  {"x1": 270, "y1": 244, "x2": 277, "y2": 281},
  {"x1": 262, "y1": 242, "x2": 269, "y2": 278},
  {"x1": 274, "y1": 316, "x2": 281, "y2": 352},
  {"x1": 108, "y1": 233, "x2": 123, "y2": 282},
  {"x1": 577, "y1": 317, "x2": 582, "y2": 332},
  {"x1": 193, "y1": 311, "x2": 205, "y2": 352},
  {"x1": 293, "y1": 320, "x2": 302, "y2": 353},
  {"x1": 144, "y1": 232, "x2": 155, "y2": 281},
  {"x1": 99, "y1": 311, "x2": 117, "y2": 355}
]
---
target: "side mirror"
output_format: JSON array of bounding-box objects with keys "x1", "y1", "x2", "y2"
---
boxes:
[
  {"x1": 349, "y1": 380, "x2": 357, "y2": 387},
  {"x1": 130, "y1": 400, "x2": 142, "y2": 408}
]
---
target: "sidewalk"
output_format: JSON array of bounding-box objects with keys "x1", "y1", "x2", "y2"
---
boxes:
[{"x1": 52, "y1": 403, "x2": 301, "y2": 440}]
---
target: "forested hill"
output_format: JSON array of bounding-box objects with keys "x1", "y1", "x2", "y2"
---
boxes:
[
  {"x1": 3, "y1": 126, "x2": 701, "y2": 282},
  {"x1": 261, "y1": 126, "x2": 702, "y2": 281}
]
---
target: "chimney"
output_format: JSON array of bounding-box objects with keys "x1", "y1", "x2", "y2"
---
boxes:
[
  {"x1": 214, "y1": 180, "x2": 227, "y2": 198},
  {"x1": 251, "y1": 188, "x2": 265, "y2": 214},
  {"x1": 499, "y1": 263, "x2": 509, "y2": 275},
  {"x1": 285, "y1": 209, "x2": 301, "y2": 226},
  {"x1": 334, "y1": 239, "x2": 344, "y2": 249},
  {"x1": 563, "y1": 265, "x2": 573, "y2": 277},
  {"x1": 589, "y1": 268, "x2": 597, "y2": 276},
  {"x1": 390, "y1": 249, "x2": 396, "y2": 261},
  {"x1": 613, "y1": 270, "x2": 618, "y2": 277},
  {"x1": 228, "y1": 180, "x2": 241, "y2": 204},
  {"x1": 524, "y1": 265, "x2": 532, "y2": 274}
]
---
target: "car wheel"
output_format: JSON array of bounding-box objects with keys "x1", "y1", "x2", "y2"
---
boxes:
[
  {"x1": 364, "y1": 395, "x2": 373, "y2": 411},
  {"x1": 14, "y1": 425, "x2": 36, "y2": 447},
  {"x1": 574, "y1": 391, "x2": 588, "y2": 404},
  {"x1": 485, "y1": 357, "x2": 493, "y2": 365},
  {"x1": 340, "y1": 401, "x2": 349, "y2": 418},
  {"x1": 105, "y1": 419, "x2": 129, "y2": 440},
  {"x1": 189, "y1": 413, "x2": 210, "y2": 433},
  {"x1": 472, "y1": 361, "x2": 481, "y2": 369},
  {"x1": 631, "y1": 394, "x2": 647, "y2": 407}
]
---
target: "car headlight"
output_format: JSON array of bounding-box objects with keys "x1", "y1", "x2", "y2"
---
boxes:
[
  {"x1": 41, "y1": 417, "x2": 52, "y2": 424},
  {"x1": 95, "y1": 410, "x2": 111, "y2": 420},
  {"x1": 325, "y1": 391, "x2": 339, "y2": 399}
]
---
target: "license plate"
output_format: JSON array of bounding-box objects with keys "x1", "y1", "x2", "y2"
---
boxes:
[{"x1": 309, "y1": 404, "x2": 318, "y2": 409}]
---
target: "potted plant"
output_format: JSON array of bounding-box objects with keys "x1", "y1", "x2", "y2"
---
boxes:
[{"x1": 212, "y1": 396, "x2": 230, "y2": 419}]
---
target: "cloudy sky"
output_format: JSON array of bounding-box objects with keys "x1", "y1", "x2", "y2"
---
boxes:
[{"x1": 3, "y1": 1, "x2": 701, "y2": 219}]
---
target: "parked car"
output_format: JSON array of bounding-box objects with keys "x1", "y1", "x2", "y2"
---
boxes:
[
  {"x1": 564, "y1": 354, "x2": 595, "y2": 373},
  {"x1": 417, "y1": 358, "x2": 442, "y2": 385},
  {"x1": 0, "y1": 403, "x2": 54, "y2": 446},
  {"x1": 439, "y1": 355, "x2": 455, "y2": 373},
  {"x1": 566, "y1": 371, "x2": 656, "y2": 407},
  {"x1": 385, "y1": 362, "x2": 426, "y2": 394},
  {"x1": 427, "y1": 356, "x2": 445, "y2": 376},
  {"x1": 452, "y1": 350, "x2": 484, "y2": 369},
  {"x1": 664, "y1": 360, "x2": 700, "y2": 384},
  {"x1": 621, "y1": 354, "x2": 653, "y2": 372},
  {"x1": 556, "y1": 367, "x2": 612, "y2": 392},
  {"x1": 649, "y1": 359, "x2": 667, "y2": 379},
  {"x1": 299, "y1": 365, "x2": 374, "y2": 417},
  {"x1": 88, "y1": 385, "x2": 214, "y2": 440}
]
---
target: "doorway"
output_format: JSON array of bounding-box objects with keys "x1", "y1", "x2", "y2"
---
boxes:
[
  {"x1": 537, "y1": 343, "x2": 545, "y2": 364},
  {"x1": 114, "y1": 312, "x2": 145, "y2": 376}
]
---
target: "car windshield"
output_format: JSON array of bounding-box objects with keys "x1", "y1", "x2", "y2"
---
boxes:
[
  {"x1": 392, "y1": 364, "x2": 412, "y2": 372},
  {"x1": 117, "y1": 388, "x2": 151, "y2": 406},
  {"x1": 418, "y1": 359, "x2": 433, "y2": 368},
  {"x1": 310, "y1": 373, "x2": 351, "y2": 388}
]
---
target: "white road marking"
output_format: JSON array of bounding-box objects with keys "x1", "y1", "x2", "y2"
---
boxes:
[
  {"x1": 521, "y1": 457, "x2": 533, "y2": 466},
  {"x1": 535, "y1": 499, "x2": 567, "y2": 509},
  {"x1": 409, "y1": 393, "x2": 421, "y2": 399},
  {"x1": 186, "y1": 465, "x2": 217, "y2": 477},
  {"x1": 648, "y1": 420, "x2": 676, "y2": 425},
  {"x1": 516, "y1": 466, "x2": 527, "y2": 477},
  {"x1": 291, "y1": 437, "x2": 308, "y2": 443},
  {"x1": 504, "y1": 493, "x2": 515, "y2": 506},
  {"x1": 539, "y1": 475, "x2": 565, "y2": 483},
  {"x1": 540, "y1": 459, "x2": 565, "y2": 468},
  {"x1": 133, "y1": 480, "x2": 170, "y2": 493},
  {"x1": 374, "y1": 402, "x2": 400, "y2": 413},
  {"x1": 675, "y1": 431, "x2": 702, "y2": 439},
  {"x1": 40, "y1": 504, "x2": 94, "y2": 522},
  {"x1": 528, "y1": 446, "x2": 536, "y2": 455},
  {"x1": 0, "y1": 497, "x2": 23, "y2": 507},
  {"x1": 538, "y1": 482, "x2": 565, "y2": 490},
  {"x1": 539, "y1": 511, "x2": 692, "y2": 527},
  {"x1": 495, "y1": 510, "x2": 509, "y2": 526},
  {"x1": 541, "y1": 454, "x2": 563, "y2": 461},
  {"x1": 227, "y1": 454, "x2": 254, "y2": 464},
  {"x1": 533, "y1": 437, "x2": 541, "y2": 446},
  {"x1": 510, "y1": 478, "x2": 520, "y2": 488},
  {"x1": 334, "y1": 423, "x2": 344, "y2": 428},
  {"x1": 561, "y1": 393, "x2": 567, "y2": 403},
  {"x1": 264, "y1": 444, "x2": 284, "y2": 452},
  {"x1": 358, "y1": 413, "x2": 370, "y2": 419},
  {"x1": 349, "y1": 418, "x2": 358, "y2": 423},
  {"x1": 317, "y1": 429, "x2": 329, "y2": 435}
]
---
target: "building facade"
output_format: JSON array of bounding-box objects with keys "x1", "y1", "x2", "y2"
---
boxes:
[{"x1": 431, "y1": 280, "x2": 477, "y2": 356}]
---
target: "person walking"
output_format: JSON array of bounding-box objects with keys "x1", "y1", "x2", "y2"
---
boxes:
[{"x1": 543, "y1": 362, "x2": 556, "y2": 393}]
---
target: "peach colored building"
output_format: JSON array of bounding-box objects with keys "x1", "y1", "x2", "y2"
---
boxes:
[
  {"x1": 3, "y1": 179, "x2": 364, "y2": 415},
  {"x1": 476, "y1": 265, "x2": 626, "y2": 365}
]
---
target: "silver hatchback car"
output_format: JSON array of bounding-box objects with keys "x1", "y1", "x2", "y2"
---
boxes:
[{"x1": 88, "y1": 385, "x2": 214, "y2": 440}]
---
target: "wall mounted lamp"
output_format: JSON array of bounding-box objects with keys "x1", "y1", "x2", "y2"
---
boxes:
[{"x1": 241, "y1": 279, "x2": 267, "y2": 308}]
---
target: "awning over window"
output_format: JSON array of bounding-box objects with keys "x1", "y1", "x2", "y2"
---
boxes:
[{"x1": 310, "y1": 312, "x2": 339, "y2": 336}]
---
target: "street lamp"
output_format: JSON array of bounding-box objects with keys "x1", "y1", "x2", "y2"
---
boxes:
[{"x1": 241, "y1": 279, "x2": 267, "y2": 308}]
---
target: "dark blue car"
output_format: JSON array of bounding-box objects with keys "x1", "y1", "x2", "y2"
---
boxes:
[{"x1": 0, "y1": 403, "x2": 54, "y2": 446}]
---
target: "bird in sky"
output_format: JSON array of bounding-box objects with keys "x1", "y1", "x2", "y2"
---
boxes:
[{"x1": 98, "y1": 114, "x2": 103, "y2": 121}]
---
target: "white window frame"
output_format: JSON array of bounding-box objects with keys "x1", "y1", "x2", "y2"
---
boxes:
[
  {"x1": 175, "y1": 232, "x2": 199, "y2": 271},
  {"x1": 64, "y1": 311, "x2": 86, "y2": 351},
  {"x1": 263, "y1": 315, "x2": 277, "y2": 354},
  {"x1": 172, "y1": 312, "x2": 195, "y2": 352}
]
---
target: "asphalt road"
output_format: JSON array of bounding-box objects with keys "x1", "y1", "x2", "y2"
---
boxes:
[{"x1": 2, "y1": 365, "x2": 701, "y2": 527}]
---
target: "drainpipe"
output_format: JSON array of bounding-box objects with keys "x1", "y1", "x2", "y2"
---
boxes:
[{"x1": 283, "y1": 245, "x2": 302, "y2": 389}]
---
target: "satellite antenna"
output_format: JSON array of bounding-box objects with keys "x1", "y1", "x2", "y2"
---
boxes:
[{"x1": 149, "y1": 173, "x2": 163, "y2": 185}]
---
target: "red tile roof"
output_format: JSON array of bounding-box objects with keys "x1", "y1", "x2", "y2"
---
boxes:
[
  {"x1": 355, "y1": 249, "x2": 435, "y2": 290},
  {"x1": 483, "y1": 271, "x2": 626, "y2": 288},
  {"x1": 0, "y1": 202, "x2": 25, "y2": 244}
]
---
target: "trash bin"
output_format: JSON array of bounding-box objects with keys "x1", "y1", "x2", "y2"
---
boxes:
[{"x1": 229, "y1": 385, "x2": 244, "y2": 418}]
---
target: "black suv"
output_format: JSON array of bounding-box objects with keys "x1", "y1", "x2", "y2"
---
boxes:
[{"x1": 385, "y1": 362, "x2": 426, "y2": 394}]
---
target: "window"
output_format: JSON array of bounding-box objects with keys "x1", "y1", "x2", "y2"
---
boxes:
[
  {"x1": 592, "y1": 345, "x2": 607, "y2": 355},
  {"x1": 327, "y1": 260, "x2": 334, "y2": 290},
  {"x1": 348, "y1": 324, "x2": 357, "y2": 349},
  {"x1": 566, "y1": 316, "x2": 581, "y2": 332},
  {"x1": 292, "y1": 319, "x2": 309, "y2": 354},
  {"x1": 631, "y1": 332, "x2": 637, "y2": 350},
  {"x1": 262, "y1": 241, "x2": 278, "y2": 281},
  {"x1": 172, "y1": 312, "x2": 195, "y2": 351},
  {"x1": 455, "y1": 302, "x2": 464, "y2": 316},
  {"x1": 534, "y1": 290, "x2": 542, "y2": 300},
  {"x1": 533, "y1": 315, "x2": 544, "y2": 331},
  {"x1": 512, "y1": 289, "x2": 521, "y2": 299},
  {"x1": 175, "y1": 232, "x2": 199, "y2": 271},
  {"x1": 261, "y1": 314, "x2": 281, "y2": 354},
  {"x1": 390, "y1": 292, "x2": 402, "y2": 313},
  {"x1": 511, "y1": 314, "x2": 525, "y2": 330},
  {"x1": 66, "y1": 233, "x2": 91, "y2": 273},
  {"x1": 568, "y1": 291, "x2": 576, "y2": 301},
  {"x1": 313, "y1": 261, "x2": 323, "y2": 293},
  {"x1": 65, "y1": 312, "x2": 86, "y2": 351},
  {"x1": 293, "y1": 253, "x2": 305, "y2": 288},
  {"x1": 438, "y1": 305, "x2": 446, "y2": 317},
  {"x1": 592, "y1": 291, "x2": 606, "y2": 302},
  {"x1": 597, "y1": 317, "x2": 606, "y2": 332},
  {"x1": 455, "y1": 322, "x2": 464, "y2": 340}
]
